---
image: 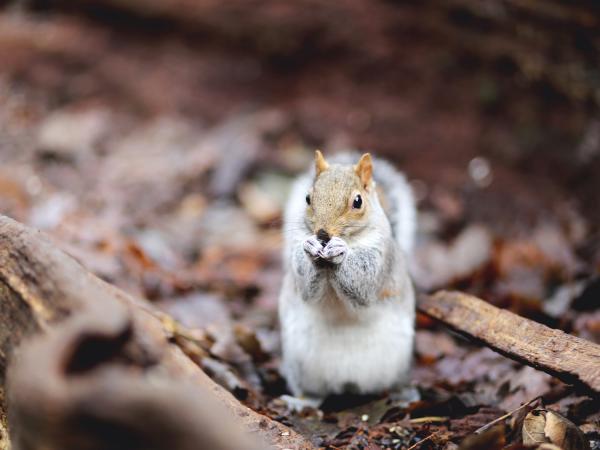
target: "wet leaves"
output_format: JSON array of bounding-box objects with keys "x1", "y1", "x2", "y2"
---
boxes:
[
  {"x1": 1, "y1": 102, "x2": 598, "y2": 447},
  {"x1": 0, "y1": 11, "x2": 599, "y2": 447}
]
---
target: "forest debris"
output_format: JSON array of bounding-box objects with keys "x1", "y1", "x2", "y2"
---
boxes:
[
  {"x1": 158, "y1": 293, "x2": 231, "y2": 329},
  {"x1": 409, "y1": 416, "x2": 449, "y2": 425},
  {"x1": 29, "y1": 192, "x2": 76, "y2": 230},
  {"x1": 430, "y1": 347, "x2": 510, "y2": 386},
  {"x1": 239, "y1": 181, "x2": 282, "y2": 223},
  {"x1": 0, "y1": 169, "x2": 30, "y2": 213},
  {"x1": 134, "y1": 229, "x2": 179, "y2": 270},
  {"x1": 494, "y1": 225, "x2": 580, "y2": 302},
  {"x1": 418, "y1": 291, "x2": 600, "y2": 393},
  {"x1": 415, "y1": 330, "x2": 461, "y2": 362},
  {"x1": 522, "y1": 409, "x2": 590, "y2": 450},
  {"x1": 37, "y1": 107, "x2": 110, "y2": 159},
  {"x1": 448, "y1": 407, "x2": 505, "y2": 439},
  {"x1": 204, "y1": 114, "x2": 266, "y2": 199},
  {"x1": 0, "y1": 419, "x2": 8, "y2": 450},
  {"x1": 523, "y1": 411, "x2": 547, "y2": 445},
  {"x1": 102, "y1": 117, "x2": 213, "y2": 220},
  {"x1": 544, "y1": 282, "x2": 586, "y2": 318},
  {"x1": 201, "y1": 357, "x2": 250, "y2": 400},
  {"x1": 161, "y1": 313, "x2": 212, "y2": 363},
  {"x1": 474, "y1": 397, "x2": 540, "y2": 435},
  {"x1": 407, "y1": 430, "x2": 444, "y2": 450},
  {"x1": 495, "y1": 366, "x2": 552, "y2": 411},
  {"x1": 234, "y1": 323, "x2": 269, "y2": 363},
  {"x1": 457, "y1": 425, "x2": 504, "y2": 450},
  {"x1": 196, "y1": 205, "x2": 261, "y2": 249},
  {"x1": 238, "y1": 170, "x2": 292, "y2": 224},
  {"x1": 532, "y1": 225, "x2": 580, "y2": 275},
  {"x1": 412, "y1": 225, "x2": 492, "y2": 290},
  {"x1": 573, "y1": 277, "x2": 600, "y2": 311},
  {"x1": 538, "y1": 445, "x2": 563, "y2": 450},
  {"x1": 573, "y1": 311, "x2": 600, "y2": 344}
]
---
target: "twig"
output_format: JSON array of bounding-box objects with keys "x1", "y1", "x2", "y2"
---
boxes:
[
  {"x1": 406, "y1": 430, "x2": 442, "y2": 450},
  {"x1": 418, "y1": 291, "x2": 600, "y2": 394},
  {"x1": 474, "y1": 397, "x2": 540, "y2": 435},
  {"x1": 409, "y1": 416, "x2": 449, "y2": 424}
]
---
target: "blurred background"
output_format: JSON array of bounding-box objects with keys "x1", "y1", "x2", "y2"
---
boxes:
[{"x1": 1, "y1": 1, "x2": 600, "y2": 447}]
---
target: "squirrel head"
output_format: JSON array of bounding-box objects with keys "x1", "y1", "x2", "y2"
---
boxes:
[{"x1": 306, "y1": 151, "x2": 374, "y2": 242}]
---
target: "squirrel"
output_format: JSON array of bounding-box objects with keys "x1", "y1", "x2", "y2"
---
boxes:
[{"x1": 279, "y1": 150, "x2": 416, "y2": 401}]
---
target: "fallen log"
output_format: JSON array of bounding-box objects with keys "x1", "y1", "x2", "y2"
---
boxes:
[
  {"x1": 0, "y1": 215, "x2": 312, "y2": 450},
  {"x1": 8, "y1": 298, "x2": 262, "y2": 450},
  {"x1": 418, "y1": 291, "x2": 600, "y2": 394}
]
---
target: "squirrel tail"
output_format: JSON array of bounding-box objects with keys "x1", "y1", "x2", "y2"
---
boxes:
[{"x1": 372, "y1": 157, "x2": 416, "y2": 254}]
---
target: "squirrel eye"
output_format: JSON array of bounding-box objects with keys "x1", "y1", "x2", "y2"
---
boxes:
[
  {"x1": 353, "y1": 194, "x2": 362, "y2": 209},
  {"x1": 306, "y1": 194, "x2": 311, "y2": 205}
]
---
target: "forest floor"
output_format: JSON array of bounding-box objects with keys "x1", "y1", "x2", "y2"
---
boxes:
[{"x1": 1, "y1": 3, "x2": 599, "y2": 449}]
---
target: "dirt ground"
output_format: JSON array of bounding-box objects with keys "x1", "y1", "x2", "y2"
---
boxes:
[{"x1": 0, "y1": 1, "x2": 599, "y2": 448}]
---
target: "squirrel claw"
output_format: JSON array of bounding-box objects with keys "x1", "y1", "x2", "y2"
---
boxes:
[
  {"x1": 320, "y1": 237, "x2": 348, "y2": 264},
  {"x1": 277, "y1": 394, "x2": 322, "y2": 413},
  {"x1": 303, "y1": 235, "x2": 324, "y2": 258}
]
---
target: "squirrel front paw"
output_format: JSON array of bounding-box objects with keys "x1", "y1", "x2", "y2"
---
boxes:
[
  {"x1": 303, "y1": 235, "x2": 324, "y2": 258},
  {"x1": 319, "y1": 237, "x2": 348, "y2": 264}
]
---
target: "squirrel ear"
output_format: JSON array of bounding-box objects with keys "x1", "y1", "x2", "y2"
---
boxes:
[
  {"x1": 315, "y1": 150, "x2": 329, "y2": 176},
  {"x1": 355, "y1": 153, "x2": 373, "y2": 188}
]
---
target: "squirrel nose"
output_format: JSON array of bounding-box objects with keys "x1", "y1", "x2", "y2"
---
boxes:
[{"x1": 316, "y1": 229, "x2": 330, "y2": 245}]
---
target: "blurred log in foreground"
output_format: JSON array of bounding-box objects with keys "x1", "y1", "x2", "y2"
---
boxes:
[
  {"x1": 0, "y1": 215, "x2": 312, "y2": 450},
  {"x1": 8, "y1": 301, "x2": 261, "y2": 450},
  {"x1": 419, "y1": 291, "x2": 600, "y2": 394}
]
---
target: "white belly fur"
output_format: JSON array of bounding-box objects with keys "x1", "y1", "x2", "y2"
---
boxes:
[{"x1": 279, "y1": 275, "x2": 415, "y2": 397}]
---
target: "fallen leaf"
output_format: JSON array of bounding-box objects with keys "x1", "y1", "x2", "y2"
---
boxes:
[
  {"x1": 522, "y1": 408, "x2": 590, "y2": 450},
  {"x1": 233, "y1": 323, "x2": 269, "y2": 363},
  {"x1": 458, "y1": 425, "x2": 505, "y2": 450}
]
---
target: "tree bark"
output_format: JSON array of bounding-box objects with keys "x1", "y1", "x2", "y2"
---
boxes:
[
  {"x1": 418, "y1": 291, "x2": 600, "y2": 394},
  {"x1": 0, "y1": 215, "x2": 312, "y2": 450}
]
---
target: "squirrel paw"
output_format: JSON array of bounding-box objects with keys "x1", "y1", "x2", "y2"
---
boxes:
[
  {"x1": 319, "y1": 237, "x2": 348, "y2": 264},
  {"x1": 303, "y1": 235, "x2": 324, "y2": 258},
  {"x1": 276, "y1": 395, "x2": 322, "y2": 413}
]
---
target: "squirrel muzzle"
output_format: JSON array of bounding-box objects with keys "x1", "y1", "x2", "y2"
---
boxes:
[{"x1": 316, "y1": 229, "x2": 331, "y2": 246}]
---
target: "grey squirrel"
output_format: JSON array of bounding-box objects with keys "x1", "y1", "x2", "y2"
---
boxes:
[{"x1": 279, "y1": 150, "x2": 416, "y2": 401}]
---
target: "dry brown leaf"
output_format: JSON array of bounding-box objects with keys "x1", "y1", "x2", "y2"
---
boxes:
[
  {"x1": 538, "y1": 444, "x2": 565, "y2": 450},
  {"x1": 0, "y1": 418, "x2": 9, "y2": 450},
  {"x1": 523, "y1": 409, "x2": 547, "y2": 445},
  {"x1": 458, "y1": 425, "x2": 505, "y2": 450},
  {"x1": 233, "y1": 323, "x2": 269, "y2": 363},
  {"x1": 522, "y1": 408, "x2": 590, "y2": 450}
]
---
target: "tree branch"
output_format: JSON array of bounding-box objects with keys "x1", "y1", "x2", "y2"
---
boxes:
[{"x1": 418, "y1": 291, "x2": 600, "y2": 394}]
